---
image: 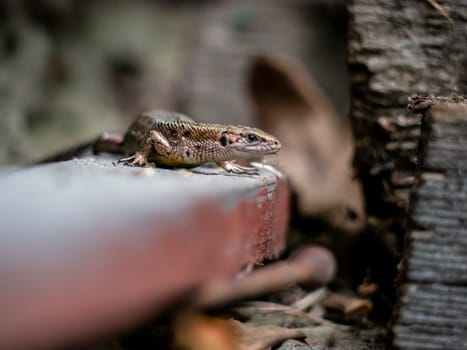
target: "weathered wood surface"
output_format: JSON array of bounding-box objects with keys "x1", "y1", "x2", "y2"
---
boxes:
[
  {"x1": 347, "y1": 1, "x2": 467, "y2": 348},
  {"x1": 348, "y1": 0, "x2": 467, "y2": 214},
  {"x1": 393, "y1": 97, "x2": 467, "y2": 349},
  {"x1": 0, "y1": 157, "x2": 289, "y2": 349}
]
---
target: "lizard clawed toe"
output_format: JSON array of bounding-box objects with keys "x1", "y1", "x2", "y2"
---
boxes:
[
  {"x1": 117, "y1": 155, "x2": 135, "y2": 165},
  {"x1": 117, "y1": 152, "x2": 150, "y2": 167},
  {"x1": 218, "y1": 161, "x2": 260, "y2": 175}
]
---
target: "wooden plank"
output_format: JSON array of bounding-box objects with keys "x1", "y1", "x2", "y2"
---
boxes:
[
  {"x1": 347, "y1": 1, "x2": 467, "y2": 346},
  {"x1": 393, "y1": 97, "x2": 467, "y2": 349},
  {"x1": 0, "y1": 157, "x2": 289, "y2": 349}
]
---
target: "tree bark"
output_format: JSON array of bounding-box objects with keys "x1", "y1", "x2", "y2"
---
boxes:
[
  {"x1": 347, "y1": 1, "x2": 467, "y2": 348},
  {"x1": 348, "y1": 0, "x2": 467, "y2": 216},
  {"x1": 394, "y1": 96, "x2": 467, "y2": 349}
]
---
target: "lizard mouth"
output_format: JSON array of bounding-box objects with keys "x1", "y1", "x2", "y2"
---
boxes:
[
  {"x1": 238, "y1": 142, "x2": 282, "y2": 155},
  {"x1": 263, "y1": 140, "x2": 282, "y2": 154},
  {"x1": 261, "y1": 148, "x2": 281, "y2": 155}
]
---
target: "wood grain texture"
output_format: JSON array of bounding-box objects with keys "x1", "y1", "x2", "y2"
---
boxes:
[
  {"x1": 0, "y1": 158, "x2": 289, "y2": 349},
  {"x1": 348, "y1": 0, "x2": 467, "y2": 214},
  {"x1": 347, "y1": 2, "x2": 467, "y2": 347},
  {"x1": 394, "y1": 98, "x2": 467, "y2": 349}
]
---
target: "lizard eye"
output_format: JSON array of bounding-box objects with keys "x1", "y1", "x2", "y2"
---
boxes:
[{"x1": 247, "y1": 133, "x2": 258, "y2": 143}]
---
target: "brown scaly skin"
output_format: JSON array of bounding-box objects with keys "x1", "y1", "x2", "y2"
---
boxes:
[
  {"x1": 114, "y1": 110, "x2": 281, "y2": 174},
  {"x1": 36, "y1": 110, "x2": 281, "y2": 174}
]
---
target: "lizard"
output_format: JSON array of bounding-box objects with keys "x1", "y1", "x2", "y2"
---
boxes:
[{"x1": 39, "y1": 110, "x2": 282, "y2": 175}]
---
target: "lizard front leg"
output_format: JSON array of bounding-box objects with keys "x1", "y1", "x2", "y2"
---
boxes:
[
  {"x1": 217, "y1": 161, "x2": 259, "y2": 175},
  {"x1": 118, "y1": 152, "x2": 149, "y2": 167},
  {"x1": 119, "y1": 130, "x2": 172, "y2": 167}
]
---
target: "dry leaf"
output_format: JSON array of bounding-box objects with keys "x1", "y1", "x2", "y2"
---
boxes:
[
  {"x1": 323, "y1": 292, "x2": 373, "y2": 321},
  {"x1": 248, "y1": 55, "x2": 366, "y2": 234},
  {"x1": 234, "y1": 301, "x2": 338, "y2": 328},
  {"x1": 175, "y1": 313, "x2": 237, "y2": 350},
  {"x1": 175, "y1": 313, "x2": 306, "y2": 350},
  {"x1": 229, "y1": 319, "x2": 305, "y2": 350},
  {"x1": 425, "y1": 0, "x2": 453, "y2": 24},
  {"x1": 291, "y1": 288, "x2": 328, "y2": 311}
]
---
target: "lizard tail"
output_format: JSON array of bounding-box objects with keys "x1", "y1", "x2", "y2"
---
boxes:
[{"x1": 33, "y1": 132, "x2": 124, "y2": 165}]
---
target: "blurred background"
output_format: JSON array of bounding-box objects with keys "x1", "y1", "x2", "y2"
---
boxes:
[
  {"x1": 0, "y1": 0, "x2": 349, "y2": 165},
  {"x1": 1, "y1": 2, "x2": 393, "y2": 348}
]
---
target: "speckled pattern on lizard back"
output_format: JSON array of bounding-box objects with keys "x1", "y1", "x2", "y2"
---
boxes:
[{"x1": 119, "y1": 110, "x2": 281, "y2": 174}]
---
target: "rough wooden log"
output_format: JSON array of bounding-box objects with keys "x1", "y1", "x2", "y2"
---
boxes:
[
  {"x1": 347, "y1": 0, "x2": 467, "y2": 338},
  {"x1": 348, "y1": 0, "x2": 467, "y2": 214},
  {"x1": 393, "y1": 97, "x2": 467, "y2": 349}
]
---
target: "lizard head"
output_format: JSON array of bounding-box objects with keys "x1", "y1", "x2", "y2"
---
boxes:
[{"x1": 221, "y1": 126, "x2": 282, "y2": 158}]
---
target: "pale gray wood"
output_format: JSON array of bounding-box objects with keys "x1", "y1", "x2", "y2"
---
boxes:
[
  {"x1": 347, "y1": 1, "x2": 467, "y2": 348},
  {"x1": 394, "y1": 99, "x2": 467, "y2": 349},
  {"x1": 0, "y1": 157, "x2": 286, "y2": 349}
]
